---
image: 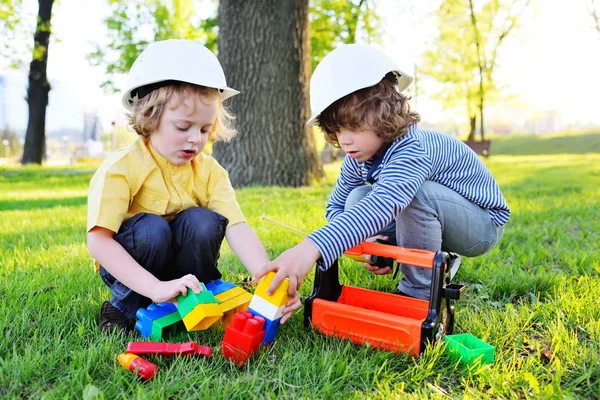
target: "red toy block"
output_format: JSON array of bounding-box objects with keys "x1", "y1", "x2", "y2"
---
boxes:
[
  {"x1": 126, "y1": 341, "x2": 212, "y2": 358},
  {"x1": 221, "y1": 312, "x2": 266, "y2": 365}
]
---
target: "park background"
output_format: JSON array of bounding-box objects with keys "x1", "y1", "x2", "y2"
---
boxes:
[{"x1": 1, "y1": 0, "x2": 600, "y2": 398}]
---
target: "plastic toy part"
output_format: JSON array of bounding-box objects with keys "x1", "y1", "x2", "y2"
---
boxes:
[
  {"x1": 254, "y1": 271, "x2": 291, "y2": 307},
  {"x1": 135, "y1": 302, "x2": 179, "y2": 339},
  {"x1": 117, "y1": 353, "x2": 158, "y2": 380},
  {"x1": 126, "y1": 341, "x2": 213, "y2": 358},
  {"x1": 215, "y1": 287, "x2": 253, "y2": 326},
  {"x1": 311, "y1": 286, "x2": 428, "y2": 356},
  {"x1": 444, "y1": 333, "x2": 495, "y2": 365},
  {"x1": 176, "y1": 283, "x2": 220, "y2": 317},
  {"x1": 221, "y1": 312, "x2": 265, "y2": 365},
  {"x1": 150, "y1": 311, "x2": 182, "y2": 341},
  {"x1": 182, "y1": 303, "x2": 223, "y2": 331},
  {"x1": 248, "y1": 295, "x2": 285, "y2": 321},
  {"x1": 248, "y1": 308, "x2": 282, "y2": 345},
  {"x1": 206, "y1": 279, "x2": 236, "y2": 296},
  {"x1": 305, "y1": 244, "x2": 463, "y2": 357},
  {"x1": 176, "y1": 283, "x2": 223, "y2": 331}
]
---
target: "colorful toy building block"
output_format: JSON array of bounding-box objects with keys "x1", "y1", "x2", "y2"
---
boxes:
[
  {"x1": 248, "y1": 309, "x2": 281, "y2": 345},
  {"x1": 215, "y1": 287, "x2": 253, "y2": 326},
  {"x1": 127, "y1": 341, "x2": 213, "y2": 358},
  {"x1": 205, "y1": 279, "x2": 236, "y2": 296},
  {"x1": 176, "y1": 283, "x2": 223, "y2": 331},
  {"x1": 150, "y1": 311, "x2": 182, "y2": 341},
  {"x1": 176, "y1": 283, "x2": 220, "y2": 316},
  {"x1": 135, "y1": 302, "x2": 178, "y2": 339},
  {"x1": 245, "y1": 272, "x2": 291, "y2": 345},
  {"x1": 248, "y1": 294, "x2": 285, "y2": 321},
  {"x1": 254, "y1": 271, "x2": 291, "y2": 307},
  {"x1": 221, "y1": 311, "x2": 265, "y2": 365},
  {"x1": 117, "y1": 353, "x2": 158, "y2": 380},
  {"x1": 444, "y1": 333, "x2": 495, "y2": 365}
]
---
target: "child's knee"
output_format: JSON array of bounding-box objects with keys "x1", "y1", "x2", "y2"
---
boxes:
[
  {"x1": 135, "y1": 213, "x2": 171, "y2": 253},
  {"x1": 178, "y1": 207, "x2": 229, "y2": 242},
  {"x1": 344, "y1": 185, "x2": 372, "y2": 210}
]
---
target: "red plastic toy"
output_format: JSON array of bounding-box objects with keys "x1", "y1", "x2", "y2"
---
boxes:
[
  {"x1": 126, "y1": 341, "x2": 213, "y2": 358},
  {"x1": 221, "y1": 312, "x2": 265, "y2": 365},
  {"x1": 117, "y1": 353, "x2": 158, "y2": 380}
]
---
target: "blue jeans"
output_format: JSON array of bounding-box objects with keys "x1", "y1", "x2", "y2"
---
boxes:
[
  {"x1": 100, "y1": 207, "x2": 228, "y2": 318},
  {"x1": 345, "y1": 181, "x2": 504, "y2": 299}
]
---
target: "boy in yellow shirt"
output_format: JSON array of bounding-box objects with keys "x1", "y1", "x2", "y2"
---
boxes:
[{"x1": 87, "y1": 40, "x2": 300, "y2": 333}]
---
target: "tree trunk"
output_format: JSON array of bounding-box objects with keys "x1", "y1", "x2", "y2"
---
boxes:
[
  {"x1": 214, "y1": 0, "x2": 323, "y2": 187},
  {"x1": 22, "y1": 0, "x2": 54, "y2": 165},
  {"x1": 467, "y1": 115, "x2": 476, "y2": 141}
]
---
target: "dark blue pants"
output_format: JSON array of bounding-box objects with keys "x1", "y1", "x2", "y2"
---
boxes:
[{"x1": 100, "y1": 207, "x2": 229, "y2": 318}]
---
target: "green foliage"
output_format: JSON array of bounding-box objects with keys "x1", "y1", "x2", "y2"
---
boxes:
[
  {"x1": 89, "y1": 0, "x2": 218, "y2": 91},
  {"x1": 310, "y1": 0, "x2": 381, "y2": 71},
  {"x1": 420, "y1": 0, "x2": 529, "y2": 139},
  {"x1": 1, "y1": 134, "x2": 600, "y2": 397},
  {"x1": 0, "y1": 0, "x2": 30, "y2": 68},
  {"x1": 420, "y1": 0, "x2": 482, "y2": 122}
]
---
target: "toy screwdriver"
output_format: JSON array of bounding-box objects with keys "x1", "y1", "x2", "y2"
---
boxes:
[{"x1": 117, "y1": 353, "x2": 158, "y2": 381}]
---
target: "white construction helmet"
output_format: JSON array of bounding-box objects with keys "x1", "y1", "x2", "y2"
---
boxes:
[
  {"x1": 307, "y1": 43, "x2": 413, "y2": 126},
  {"x1": 122, "y1": 39, "x2": 239, "y2": 111}
]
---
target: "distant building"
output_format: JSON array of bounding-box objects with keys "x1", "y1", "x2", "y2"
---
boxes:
[{"x1": 83, "y1": 111, "x2": 102, "y2": 141}]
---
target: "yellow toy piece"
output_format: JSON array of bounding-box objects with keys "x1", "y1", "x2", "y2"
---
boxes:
[
  {"x1": 254, "y1": 271, "x2": 291, "y2": 308},
  {"x1": 217, "y1": 290, "x2": 253, "y2": 326},
  {"x1": 344, "y1": 253, "x2": 373, "y2": 264},
  {"x1": 182, "y1": 303, "x2": 223, "y2": 331}
]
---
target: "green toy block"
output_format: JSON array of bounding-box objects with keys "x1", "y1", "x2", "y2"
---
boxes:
[
  {"x1": 150, "y1": 311, "x2": 183, "y2": 341},
  {"x1": 444, "y1": 333, "x2": 495, "y2": 365},
  {"x1": 176, "y1": 283, "x2": 220, "y2": 317}
]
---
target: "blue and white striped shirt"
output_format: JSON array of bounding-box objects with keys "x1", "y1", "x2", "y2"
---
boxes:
[{"x1": 306, "y1": 125, "x2": 510, "y2": 269}]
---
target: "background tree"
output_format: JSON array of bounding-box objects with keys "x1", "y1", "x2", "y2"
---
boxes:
[
  {"x1": 89, "y1": 0, "x2": 218, "y2": 91},
  {"x1": 421, "y1": 0, "x2": 529, "y2": 141},
  {"x1": 213, "y1": 0, "x2": 322, "y2": 187},
  {"x1": 420, "y1": 1, "x2": 484, "y2": 140},
  {"x1": 21, "y1": 0, "x2": 55, "y2": 164},
  {"x1": 0, "y1": 0, "x2": 25, "y2": 66},
  {"x1": 310, "y1": 0, "x2": 381, "y2": 71}
]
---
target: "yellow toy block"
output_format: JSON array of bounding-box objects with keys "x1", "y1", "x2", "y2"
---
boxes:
[
  {"x1": 182, "y1": 303, "x2": 223, "y2": 331},
  {"x1": 219, "y1": 291, "x2": 253, "y2": 326},
  {"x1": 254, "y1": 271, "x2": 291, "y2": 308},
  {"x1": 215, "y1": 286, "x2": 250, "y2": 303}
]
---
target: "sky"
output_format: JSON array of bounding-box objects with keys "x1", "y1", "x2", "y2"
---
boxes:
[{"x1": 1, "y1": 0, "x2": 600, "y2": 135}]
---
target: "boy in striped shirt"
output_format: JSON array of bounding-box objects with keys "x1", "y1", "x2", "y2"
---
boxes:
[{"x1": 257, "y1": 44, "x2": 509, "y2": 301}]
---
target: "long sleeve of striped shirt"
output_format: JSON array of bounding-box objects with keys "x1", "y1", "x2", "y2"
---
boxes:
[{"x1": 307, "y1": 126, "x2": 510, "y2": 270}]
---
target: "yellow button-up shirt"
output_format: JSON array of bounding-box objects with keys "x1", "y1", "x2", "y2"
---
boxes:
[{"x1": 87, "y1": 137, "x2": 245, "y2": 234}]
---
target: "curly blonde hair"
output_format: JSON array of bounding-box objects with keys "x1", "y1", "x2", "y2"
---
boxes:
[
  {"x1": 316, "y1": 78, "x2": 420, "y2": 147},
  {"x1": 127, "y1": 82, "x2": 237, "y2": 142}
]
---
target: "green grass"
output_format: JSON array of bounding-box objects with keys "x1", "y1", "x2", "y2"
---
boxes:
[{"x1": 1, "y1": 134, "x2": 600, "y2": 398}]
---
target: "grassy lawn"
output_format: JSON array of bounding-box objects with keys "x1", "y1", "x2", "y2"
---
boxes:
[{"x1": 1, "y1": 134, "x2": 599, "y2": 398}]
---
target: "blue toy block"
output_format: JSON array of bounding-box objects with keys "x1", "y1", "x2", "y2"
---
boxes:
[
  {"x1": 248, "y1": 308, "x2": 282, "y2": 345},
  {"x1": 135, "y1": 302, "x2": 178, "y2": 339},
  {"x1": 205, "y1": 279, "x2": 236, "y2": 296}
]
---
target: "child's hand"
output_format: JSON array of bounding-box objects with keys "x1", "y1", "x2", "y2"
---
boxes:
[
  {"x1": 280, "y1": 290, "x2": 302, "y2": 324},
  {"x1": 364, "y1": 263, "x2": 393, "y2": 275},
  {"x1": 149, "y1": 274, "x2": 202, "y2": 303},
  {"x1": 254, "y1": 239, "x2": 321, "y2": 297},
  {"x1": 362, "y1": 234, "x2": 392, "y2": 275}
]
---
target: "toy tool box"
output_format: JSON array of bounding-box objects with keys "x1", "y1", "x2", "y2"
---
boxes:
[{"x1": 304, "y1": 242, "x2": 465, "y2": 357}]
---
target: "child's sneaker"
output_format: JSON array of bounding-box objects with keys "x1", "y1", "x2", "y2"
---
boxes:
[{"x1": 99, "y1": 301, "x2": 133, "y2": 334}]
